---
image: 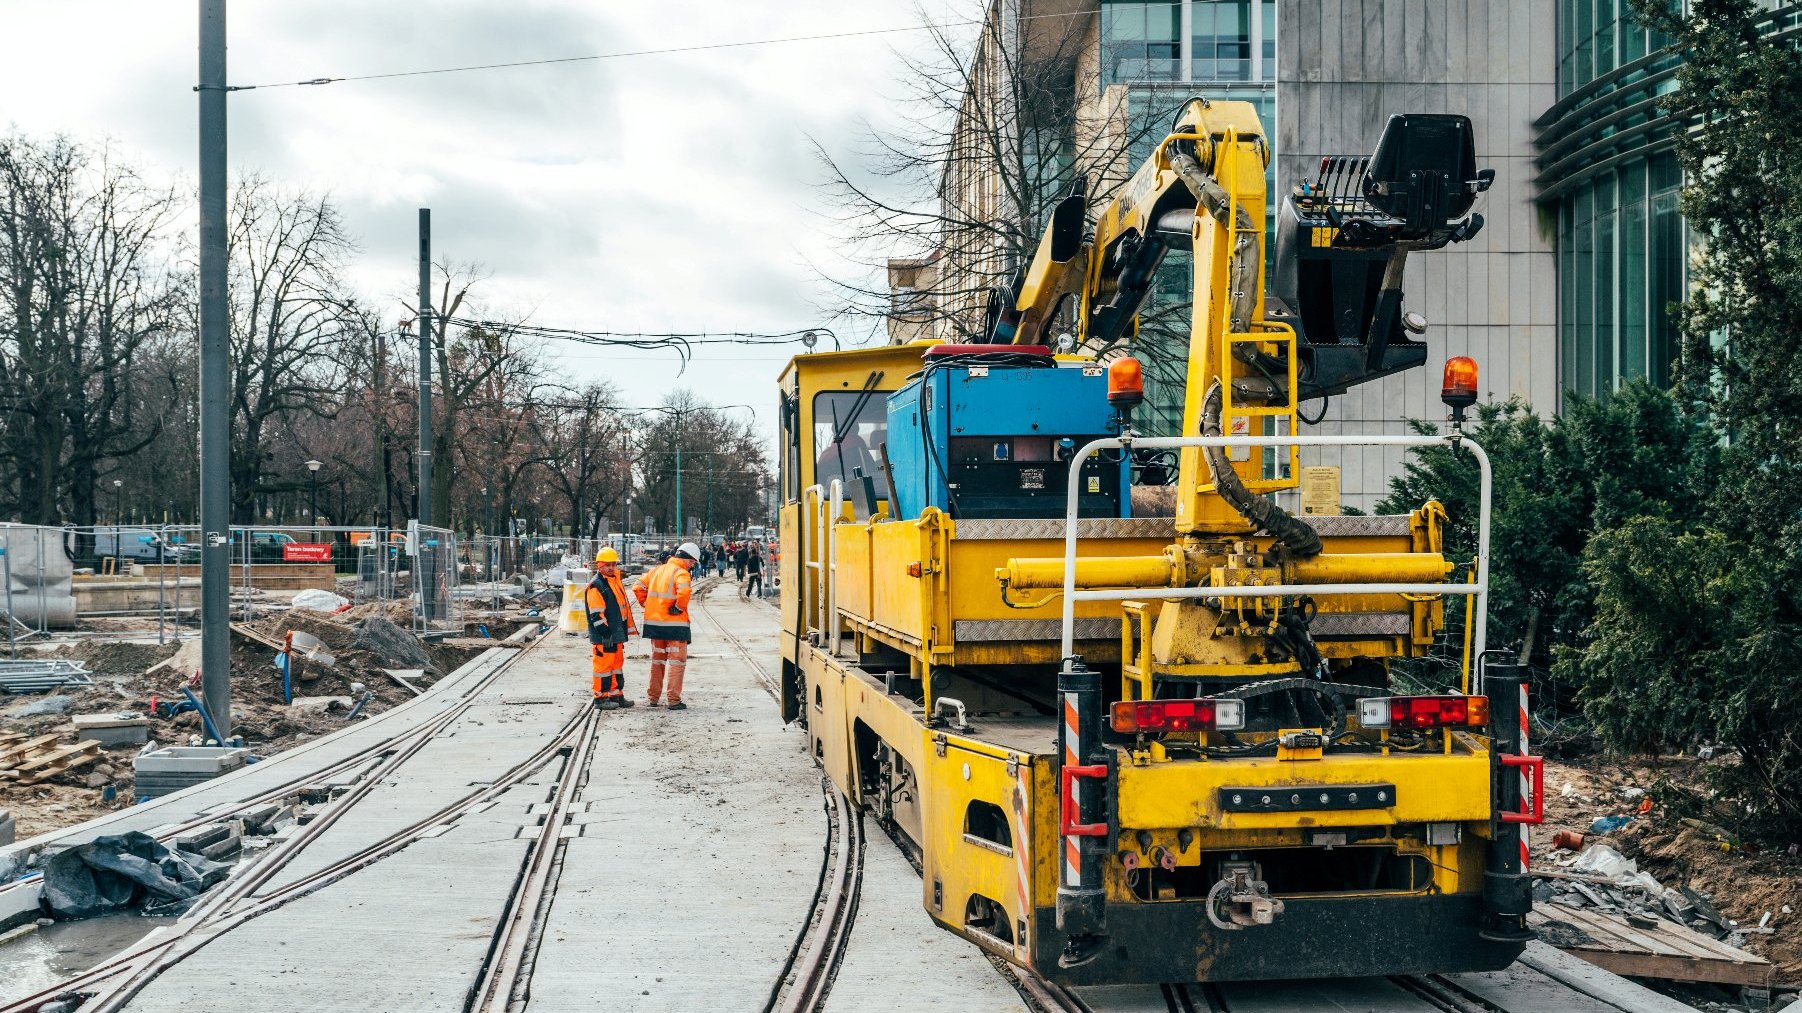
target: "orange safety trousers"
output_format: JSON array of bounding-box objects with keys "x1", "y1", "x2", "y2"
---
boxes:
[
  {"x1": 591, "y1": 643, "x2": 625, "y2": 699},
  {"x1": 647, "y1": 640, "x2": 688, "y2": 705}
]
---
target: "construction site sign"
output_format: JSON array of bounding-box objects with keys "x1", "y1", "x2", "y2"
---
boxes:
[
  {"x1": 1300, "y1": 466, "x2": 1342, "y2": 516},
  {"x1": 282, "y1": 543, "x2": 333, "y2": 562}
]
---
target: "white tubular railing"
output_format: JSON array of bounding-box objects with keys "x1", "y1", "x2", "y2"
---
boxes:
[
  {"x1": 800, "y1": 484, "x2": 825, "y2": 637},
  {"x1": 828, "y1": 479, "x2": 844, "y2": 655},
  {"x1": 1058, "y1": 434, "x2": 1492, "y2": 684}
]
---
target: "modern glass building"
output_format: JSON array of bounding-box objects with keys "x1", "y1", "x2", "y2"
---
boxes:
[
  {"x1": 1536, "y1": 0, "x2": 1686, "y2": 400},
  {"x1": 1096, "y1": 1, "x2": 1277, "y2": 434},
  {"x1": 1539, "y1": 1, "x2": 1801, "y2": 402}
]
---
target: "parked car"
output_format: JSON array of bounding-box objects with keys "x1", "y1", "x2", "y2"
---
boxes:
[
  {"x1": 229, "y1": 530, "x2": 299, "y2": 562},
  {"x1": 93, "y1": 528, "x2": 197, "y2": 562}
]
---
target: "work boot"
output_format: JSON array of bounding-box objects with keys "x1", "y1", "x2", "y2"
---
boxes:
[
  {"x1": 667, "y1": 701, "x2": 688, "y2": 711},
  {"x1": 615, "y1": 697, "x2": 636, "y2": 709},
  {"x1": 645, "y1": 699, "x2": 663, "y2": 708},
  {"x1": 594, "y1": 697, "x2": 619, "y2": 711}
]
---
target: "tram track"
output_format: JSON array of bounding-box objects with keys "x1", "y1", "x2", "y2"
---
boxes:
[
  {"x1": 1, "y1": 613, "x2": 575, "y2": 1013},
  {"x1": 735, "y1": 602, "x2": 1677, "y2": 1013},
  {"x1": 697, "y1": 582, "x2": 866, "y2": 1013}
]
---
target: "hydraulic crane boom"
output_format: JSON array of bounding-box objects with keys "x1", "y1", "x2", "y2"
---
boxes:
[{"x1": 991, "y1": 98, "x2": 1492, "y2": 541}]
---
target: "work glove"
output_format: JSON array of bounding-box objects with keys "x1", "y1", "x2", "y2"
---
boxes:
[{"x1": 668, "y1": 605, "x2": 684, "y2": 616}]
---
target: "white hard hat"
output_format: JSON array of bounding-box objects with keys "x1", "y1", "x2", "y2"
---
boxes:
[{"x1": 677, "y1": 541, "x2": 702, "y2": 561}]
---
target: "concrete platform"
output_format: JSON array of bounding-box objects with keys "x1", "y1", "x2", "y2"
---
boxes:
[
  {"x1": 525, "y1": 593, "x2": 827, "y2": 1011},
  {"x1": 824, "y1": 822, "x2": 1026, "y2": 1012}
]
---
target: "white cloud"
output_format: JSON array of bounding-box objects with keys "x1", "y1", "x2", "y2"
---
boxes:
[{"x1": 0, "y1": 0, "x2": 969, "y2": 444}]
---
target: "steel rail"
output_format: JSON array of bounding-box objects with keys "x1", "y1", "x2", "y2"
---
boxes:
[
  {"x1": 65, "y1": 692, "x2": 592, "y2": 1013},
  {"x1": 467, "y1": 707, "x2": 602, "y2": 1012},
  {"x1": 694, "y1": 582, "x2": 861, "y2": 1013},
  {"x1": 1, "y1": 618, "x2": 565, "y2": 1013},
  {"x1": 772, "y1": 779, "x2": 863, "y2": 1013},
  {"x1": 0, "y1": 643, "x2": 521, "y2": 916}
]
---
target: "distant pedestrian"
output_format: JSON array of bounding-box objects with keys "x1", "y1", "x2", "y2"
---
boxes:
[
  {"x1": 744, "y1": 545, "x2": 764, "y2": 598},
  {"x1": 715, "y1": 545, "x2": 728, "y2": 577},
  {"x1": 733, "y1": 542, "x2": 749, "y2": 583},
  {"x1": 635, "y1": 541, "x2": 700, "y2": 710}
]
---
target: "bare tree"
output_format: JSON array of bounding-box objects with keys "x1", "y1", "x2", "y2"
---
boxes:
[
  {"x1": 530, "y1": 381, "x2": 631, "y2": 539},
  {"x1": 813, "y1": 1, "x2": 1177, "y2": 343},
  {"x1": 0, "y1": 134, "x2": 186, "y2": 525},
  {"x1": 633, "y1": 390, "x2": 771, "y2": 536},
  {"x1": 226, "y1": 174, "x2": 355, "y2": 525}
]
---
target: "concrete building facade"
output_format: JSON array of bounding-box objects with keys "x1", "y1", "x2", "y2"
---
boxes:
[{"x1": 1278, "y1": 0, "x2": 1558, "y2": 507}]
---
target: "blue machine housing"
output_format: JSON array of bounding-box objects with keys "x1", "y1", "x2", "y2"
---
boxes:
[{"x1": 886, "y1": 360, "x2": 1132, "y2": 520}]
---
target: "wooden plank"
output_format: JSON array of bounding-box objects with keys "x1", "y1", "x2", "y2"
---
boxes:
[
  {"x1": 1531, "y1": 906, "x2": 1774, "y2": 988},
  {"x1": 1517, "y1": 942, "x2": 1708, "y2": 1013},
  {"x1": 1549, "y1": 905, "x2": 1689, "y2": 957},
  {"x1": 231, "y1": 623, "x2": 286, "y2": 651}
]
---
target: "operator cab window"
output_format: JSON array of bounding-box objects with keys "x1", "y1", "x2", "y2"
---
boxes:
[{"x1": 813, "y1": 390, "x2": 888, "y2": 512}]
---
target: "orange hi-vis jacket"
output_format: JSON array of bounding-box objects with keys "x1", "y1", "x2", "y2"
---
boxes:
[
  {"x1": 583, "y1": 571, "x2": 637, "y2": 648},
  {"x1": 635, "y1": 559, "x2": 693, "y2": 642}
]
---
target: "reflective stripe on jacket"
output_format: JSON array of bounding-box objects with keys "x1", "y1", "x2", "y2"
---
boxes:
[{"x1": 634, "y1": 560, "x2": 693, "y2": 641}]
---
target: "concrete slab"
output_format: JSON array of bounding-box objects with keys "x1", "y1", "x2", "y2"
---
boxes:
[
  {"x1": 0, "y1": 648, "x2": 518, "y2": 857},
  {"x1": 525, "y1": 594, "x2": 825, "y2": 1012},
  {"x1": 1212, "y1": 976, "x2": 1444, "y2": 1012},
  {"x1": 123, "y1": 830, "x2": 534, "y2": 1013},
  {"x1": 824, "y1": 824, "x2": 1025, "y2": 1012},
  {"x1": 116, "y1": 634, "x2": 594, "y2": 1012}
]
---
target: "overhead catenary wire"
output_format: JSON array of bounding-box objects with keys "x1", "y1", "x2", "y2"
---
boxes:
[
  {"x1": 216, "y1": 7, "x2": 1123, "y2": 92},
  {"x1": 438, "y1": 316, "x2": 858, "y2": 373}
]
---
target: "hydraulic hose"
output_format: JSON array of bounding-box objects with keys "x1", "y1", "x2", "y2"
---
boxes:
[
  {"x1": 1172, "y1": 127, "x2": 1320, "y2": 559},
  {"x1": 1202, "y1": 381, "x2": 1321, "y2": 558},
  {"x1": 1168, "y1": 145, "x2": 1258, "y2": 334}
]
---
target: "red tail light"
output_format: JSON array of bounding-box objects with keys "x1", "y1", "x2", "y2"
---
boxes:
[
  {"x1": 1111, "y1": 698, "x2": 1245, "y2": 734},
  {"x1": 1358, "y1": 695, "x2": 1489, "y2": 730}
]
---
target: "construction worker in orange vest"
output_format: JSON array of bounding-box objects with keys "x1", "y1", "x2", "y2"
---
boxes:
[
  {"x1": 634, "y1": 541, "x2": 698, "y2": 710},
  {"x1": 584, "y1": 547, "x2": 637, "y2": 710}
]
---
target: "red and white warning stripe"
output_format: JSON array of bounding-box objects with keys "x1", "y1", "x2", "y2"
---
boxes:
[
  {"x1": 1518, "y1": 682, "x2": 1531, "y2": 870},
  {"x1": 1012, "y1": 755, "x2": 1033, "y2": 959},
  {"x1": 1063, "y1": 691, "x2": 1082, "y2": 888}
]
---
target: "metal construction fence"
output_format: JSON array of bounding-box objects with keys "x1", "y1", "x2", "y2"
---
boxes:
[
  {"x1": 0, "y1": 521, "x2": 579, "y2": 645},
  {"x1": 0, "y1": 521, "x2": 775, "y2": 648}
]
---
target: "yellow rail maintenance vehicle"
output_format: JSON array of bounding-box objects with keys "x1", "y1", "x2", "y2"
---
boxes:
[{"x1": 776, "y1": 98, "x2": 1543, "y2": 985}]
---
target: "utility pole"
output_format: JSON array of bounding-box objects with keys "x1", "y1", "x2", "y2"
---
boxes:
[
  {"x1": 375, "y1": 324, "x2": 391, "y2": 530},
  {"x1": 197, "y1": 0, "x2": 232, "y2": 741},
  {"x1": 416, "y1": 209, "x2": 433, "y2": 529}
]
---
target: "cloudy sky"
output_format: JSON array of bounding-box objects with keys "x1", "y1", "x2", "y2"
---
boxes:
[{"x1": 0, "y1": 1, "x2": 966, "y2": 445}]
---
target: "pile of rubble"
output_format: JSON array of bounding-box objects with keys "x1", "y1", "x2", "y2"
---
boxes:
[{"x1": 1535, "y1": 843, "x2": 1767, "y2": 948}]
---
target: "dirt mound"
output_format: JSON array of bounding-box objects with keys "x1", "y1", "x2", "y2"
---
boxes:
[
  {"x1": 350, "y1": 617, "x2": 433, "y2": 671},
  {"x1": 37, "y1": 639, "x2": 180, "y2": 678},
  {"x1": 1542, "y1": 755, "x2": 1802, "y2": 978},
  {"x1": 339, "y1": 600, "x2": 414, "y2": 625}
]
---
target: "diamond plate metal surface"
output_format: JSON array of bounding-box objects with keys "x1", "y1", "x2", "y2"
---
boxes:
[
  {"x1": 952, "y1": 517, "x2": 1175, "y2": 541},
  {"x1": 1306, "y1": 515, "x2": 1412, "y2": 538},
  {"x1": 1310, "y1": 612, "x2": 1412, "y2": 636},
  {"x1": 953, "y1": 618, "x2": 1122, "y2": 642}
]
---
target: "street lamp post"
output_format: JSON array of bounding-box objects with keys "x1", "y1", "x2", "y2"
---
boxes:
[
  {"x1": 112, "y1": 478, "x2": 124, "y2": 569},
  {"x1": 305, "y1": 459, "x2": 322, "y2": 538}
]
